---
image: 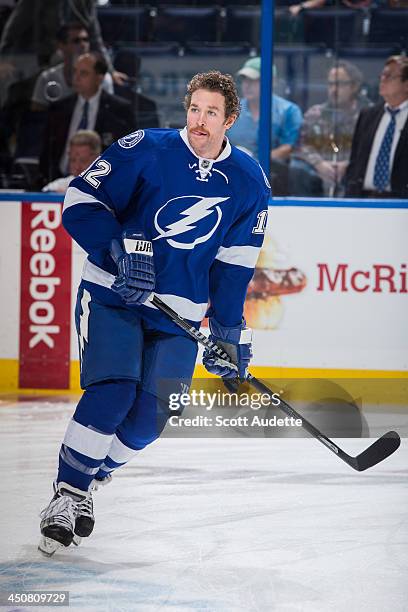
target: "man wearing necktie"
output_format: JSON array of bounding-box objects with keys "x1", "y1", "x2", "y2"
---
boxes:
[
  {"x1": 345, "y1": 55, "x2": 408, "y2": 199},
  {"x1": 40, "y1": 52, "x2": 136, "y2": 183}
]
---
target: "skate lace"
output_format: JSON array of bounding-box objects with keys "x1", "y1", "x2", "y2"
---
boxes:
[
  {"x1": 77, "y1": 495, "x2": 93, "y2": 518},
  {"x1": 40, "y1": 496, "x2": 77, "y2": 530}
]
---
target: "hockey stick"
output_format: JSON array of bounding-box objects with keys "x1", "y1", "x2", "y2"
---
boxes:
[{"x1": 150, "y1": 294, "x2": 400, "y2": 472}]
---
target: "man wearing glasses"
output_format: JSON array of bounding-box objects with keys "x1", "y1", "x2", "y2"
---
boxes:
[
  {"x1": 31, "y1": 22, "x2": 113, "y2": 110},
  {"x1": 292, "y1": 60, "x2": 370, "y2": 196},
  {"x1": 345, "y1": 55, "x2": 408, "y2": 199}
]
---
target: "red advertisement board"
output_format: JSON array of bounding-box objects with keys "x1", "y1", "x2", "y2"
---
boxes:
[{"x1": 19, "y1": 202, "x2": 72, "y2": 388}]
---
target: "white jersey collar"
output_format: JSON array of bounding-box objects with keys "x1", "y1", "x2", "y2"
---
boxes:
[{"x1": 179, "y1": 126, "x2": 232, "y2": 163}]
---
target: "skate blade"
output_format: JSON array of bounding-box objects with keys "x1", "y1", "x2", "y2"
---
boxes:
[
  {"x1": 73, "y1": 535, "x2": 82, "y2": 546},
  {"x1": 38, "y1": 535, "x2": 64, "y2": 557}
]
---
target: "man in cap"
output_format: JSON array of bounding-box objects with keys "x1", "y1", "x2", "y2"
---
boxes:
[{"x1": 228, "y1": 56, "x2": 302, "y2": 164}]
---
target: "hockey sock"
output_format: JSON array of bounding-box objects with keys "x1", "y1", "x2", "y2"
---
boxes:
[
  {"x1": 94, "y1": 390, "x2": 170, "y2": 479},
  {"x1": 57, "y1": 379, "x2": 137, "y2": 490}
]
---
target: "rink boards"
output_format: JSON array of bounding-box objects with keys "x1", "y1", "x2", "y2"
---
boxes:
[{"x1": 0, "y1": 193, "x2": 407, "y2": 391}]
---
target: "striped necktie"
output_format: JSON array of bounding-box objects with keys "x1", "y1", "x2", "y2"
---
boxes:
[{"x1": 373, "y1": 107, "x2": 400, "y2": 191}]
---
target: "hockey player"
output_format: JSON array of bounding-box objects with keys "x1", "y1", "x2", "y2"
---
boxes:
[{"x1": 39, "y1": 71, "x2": 270, "y2": 555}]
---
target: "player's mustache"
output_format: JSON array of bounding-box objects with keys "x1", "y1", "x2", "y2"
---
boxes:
[{"x1": 190, "y1": 126, "x2": 209, "y2": 136}]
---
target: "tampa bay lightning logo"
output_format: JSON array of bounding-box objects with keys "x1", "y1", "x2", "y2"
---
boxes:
[
  {"x1": 118, "y1": 130, "x2": 144, "y2": 149},
  {"x1": 153, "y1": 195, "x2": 229, "y2": 249}
]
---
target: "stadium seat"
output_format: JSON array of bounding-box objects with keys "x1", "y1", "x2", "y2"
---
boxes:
[
  {"x1": 302, "y1": 9, "x2": 359, "y2": 48},
  {"x1": 153, "y1": 7, "x2": 220, "y2": 44},
  {"x1": 97, "y1": 7, "x2": 153, "y2": 45},
  {"x1": 115, "y1": 42, "x2": 182, "y2": 56},
  {"x1": 222, "y1": 6, "x2": 261, "y2": 48},
  {"x1": 113, "y1": 48, "x2": 142, "y2": 78},
  {"x1": 368, "y1": 9, "x2": 408, "y2": 49},
  {"x1": 336, "y1": 46, "x2": 396, "y2": 59},
  {"x1": 184, "y1": 42, "x2": 251, "y2": 56},
  {"x1": 274, "y1": 8, "x2": 304, "y2": 44}
]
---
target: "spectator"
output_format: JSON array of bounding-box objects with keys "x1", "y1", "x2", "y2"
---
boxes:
[
  {"x1": 0, "y1": 0, "x2": 59, "y2": 69},
  {"x1": 42, "y1": 129, "x2": 101, "y2": 193},
  {"x1": 59, "y1": 0, "x2": 127, "y2": 85},
  {"x1": 228, "y1": 56, "x2": 302, "y2": 194},
  {"x1": 40, "y1": 52, "x2": 136, "y2": 183},
  {"x1": 0, "y1": 1, "x2": 126, "y2": 82},
  {"x1": 228, "y1": 57, "x2": 302, "y2": 163},
  {"x1": 345, "y1": 55, "x2": 408, "y2": 198},
  {"x1": 31, "y1": 22, "x2": 113, "y2": 110},
  {"x1": 292, "y1": 60, "x2": 370, "y2": 196}
]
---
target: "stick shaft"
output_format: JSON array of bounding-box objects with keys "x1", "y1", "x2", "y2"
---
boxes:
[{"x1": 151, "y1": 295, "x2": 400, "y2": 471}]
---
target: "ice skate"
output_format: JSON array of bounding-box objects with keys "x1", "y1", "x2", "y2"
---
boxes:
[
  {"x1": 38, "y1": 482, "x2": 90, "y2": 556},
  {"x1": 72, "y1": 474, "x2": 111, "y2": 545},
  {"x1": 75, "y1": 491, "x2": 95, "y2": 538}
]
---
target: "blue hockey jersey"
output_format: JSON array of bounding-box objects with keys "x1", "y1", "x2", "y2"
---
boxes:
[{"x1": 63, "y1": 127, "x2": 270, "y2": 334}]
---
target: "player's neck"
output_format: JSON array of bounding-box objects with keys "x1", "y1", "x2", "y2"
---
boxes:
[{"x1": 191, "y1": 139, "x2": 225, "y2": 160}]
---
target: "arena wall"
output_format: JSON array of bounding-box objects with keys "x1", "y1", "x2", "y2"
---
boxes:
[{"x1": 0, "y1": 194, "x2": 407, "y2": 393}]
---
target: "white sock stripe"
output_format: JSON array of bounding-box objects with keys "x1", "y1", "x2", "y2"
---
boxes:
[
  {"x1": 98, "y1": 462, "x2": 115, "y2": 473},
  {"x1": 63, "y1": 419, "x2": 114, "y2": 460},
  {"x1": 107, "y1": 435, "x2": 139, "y2": 464}
]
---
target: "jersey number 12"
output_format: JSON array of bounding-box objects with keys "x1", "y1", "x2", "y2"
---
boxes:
[{"x1": 83, "y1": 160, "x2": 112, "y2": 188}]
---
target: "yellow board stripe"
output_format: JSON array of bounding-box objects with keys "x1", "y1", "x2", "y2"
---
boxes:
[{"x1": 0, "y1": 359, "x2": 407, "y2": 399}]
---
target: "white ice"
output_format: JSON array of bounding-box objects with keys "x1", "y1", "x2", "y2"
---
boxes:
[{"x1": 0, "y1": 397, "x2": 407, "y2": 612}]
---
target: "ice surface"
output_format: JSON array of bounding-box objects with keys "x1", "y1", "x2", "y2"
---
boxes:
[{"x1": 0, "y1": 397, "x2": 407, "y2": 612}]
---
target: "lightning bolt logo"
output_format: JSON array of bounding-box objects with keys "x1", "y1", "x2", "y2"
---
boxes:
[
  {"x1": 78, "y1": 288, "x2": 91, "y2": 365},
  {"x1": 153, "y1": 195, "x2": 229, "y2": 249}
]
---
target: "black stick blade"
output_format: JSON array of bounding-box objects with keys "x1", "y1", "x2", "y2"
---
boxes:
[{"x1": 353, "y1": 431, "x2": 401, "y2": 471}]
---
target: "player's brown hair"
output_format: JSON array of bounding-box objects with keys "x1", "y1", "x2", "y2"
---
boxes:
[{"x1": 184, "y1": 71, "x2": 241, "y2": 120}]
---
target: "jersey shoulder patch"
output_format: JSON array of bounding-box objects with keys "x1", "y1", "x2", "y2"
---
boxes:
[{"x1": 118, "y1": 130, "x2": 145, "y2": 149}]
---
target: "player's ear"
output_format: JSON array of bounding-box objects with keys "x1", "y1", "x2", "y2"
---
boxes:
[{"x1": 224, "y1": 113, "x2": 237, "y2": 130}]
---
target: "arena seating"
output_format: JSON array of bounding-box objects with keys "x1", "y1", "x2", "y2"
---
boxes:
[
  {"x1": 153, "y1": 6, "x2": 220, "y2": 43},
  {"x1": 302, "y1": 9, "x2": 360, "y2": 48},
  {"x1": 98, "y1": 6, "x2": 153, "y2": 45},
  {"x1": 184, "y1": 42, "x2": 251, "y2": 56},
  {"x1": 222, "y1": 5, "x2": 261, "y2": 48},
  {"x1": 368, "y1": 8, "x2": 408, "y2": 49}
]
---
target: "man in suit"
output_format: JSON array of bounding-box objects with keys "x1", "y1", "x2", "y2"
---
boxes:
[
  {"x1": 345, "y1": 55, "x2": 408, "y2": 199},
  {"x1": 40, "y1": 51, "x2": 136, "y2": 183}
]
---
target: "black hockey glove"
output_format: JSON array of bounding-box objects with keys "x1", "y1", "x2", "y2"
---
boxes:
[{"x1": 110, "y1": 230, "x2": 155, "y2": 305}]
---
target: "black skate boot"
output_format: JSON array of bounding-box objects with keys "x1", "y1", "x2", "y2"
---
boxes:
[
  {"x1": 75, "y1": 493, "x2": 95, "y2": 538},
  {"x1": 72, "y1": 474, "x2": 112, "y2": 545}
]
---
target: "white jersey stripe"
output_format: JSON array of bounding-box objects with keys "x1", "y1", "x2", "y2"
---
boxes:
[
  {"x1": 82, "y1": 259, "x2": 116, "y2": 289},
  {"x1": 143, "y1": 292, "x2": 208, "y2": 321},
  {"x1": 215, "y1": 245, "x2": 261, "y2": 268},
  {"x1": 81, "y1": 260, "x2": 207, "y2": 322},
  {"x1": 63, "y1": 419, "x2": 114, "y2": 460},
  {"x1": 63, "y1": 186, "x2": 115, "y2": 214}
]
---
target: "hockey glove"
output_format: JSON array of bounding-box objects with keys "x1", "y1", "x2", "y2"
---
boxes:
[
  {"x1": 110, "y1": 230, "x2": 155, "y2": 305},
  {"x1": 202, "y1": 318, "x2": 253, "y2": 380}
]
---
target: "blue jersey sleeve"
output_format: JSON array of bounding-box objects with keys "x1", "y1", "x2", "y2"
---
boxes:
[
  {"x1": 208, "y1": 174, "x2": 269, "y2": 327},
  {"x1": 62, "y1": 130, "x2": 152, "y2": 272}
]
